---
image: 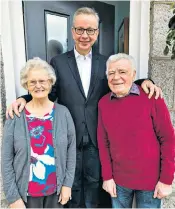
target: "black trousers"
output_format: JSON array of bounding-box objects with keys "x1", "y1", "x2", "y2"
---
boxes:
[
  {"x1": 25, "y1": 192, "x2": 63, "y2": 208},
  {"x1": 67, "y1": 135, "x2": 111, "y2": 208}
]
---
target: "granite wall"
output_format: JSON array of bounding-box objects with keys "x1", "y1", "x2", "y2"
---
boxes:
[
  {"x1": 0, "y1": 37, "x2": 8, "y2": 208},
  {"x1": 149, "y1": 1, "x2": 175, "y2": 207}
]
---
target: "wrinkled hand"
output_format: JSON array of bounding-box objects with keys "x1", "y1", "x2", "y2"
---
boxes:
[
  {"x1": 58, "y1": 186, "x2": 71, "y2": 205},
  {"x1": 141, "y1": 80, "x2": 163, "y2": 99},
  {"x1": 103, "y1": 179, "x2": 117, "y2": 197},
  {"x1": 6, "y1": 98, "x2": 27, "y2": 119},
  {"x1": 9, "y1": 198, "x2": 26, "y2": 208},
  {"x1": 154, "y1": 181, "x2": 172, "y2": 199}
]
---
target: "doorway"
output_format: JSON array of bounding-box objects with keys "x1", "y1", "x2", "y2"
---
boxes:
[{"x1": 23, "y1": 1, "x2": 115, "y2": 61}]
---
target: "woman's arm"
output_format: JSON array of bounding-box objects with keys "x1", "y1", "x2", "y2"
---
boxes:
[
  {"x1": 59, "y1": 109, "x2": 76, "y2": 205},
  {"x1": 1, "y1": 118, "x2": 24, "y2": 206},
  {"x1": 62, "y1": 109, "x2": 76, "y2": 188}
]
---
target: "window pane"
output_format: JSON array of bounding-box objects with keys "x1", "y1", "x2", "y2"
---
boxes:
[{"x1": 46, "y1": 13, "x2": 68, "y2": 62}]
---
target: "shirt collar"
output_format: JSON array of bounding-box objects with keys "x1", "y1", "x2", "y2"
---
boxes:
[
  {"x1": 74, "y1": 47, "x2": 92, "y2": 59},
  {"x1": 110, "y1": 83, "x2": 140, "y2": 100}
]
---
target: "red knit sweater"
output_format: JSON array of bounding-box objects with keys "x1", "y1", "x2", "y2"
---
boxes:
[{"x1": 97, "y1": 86, "x2": 175, "y2": 191}]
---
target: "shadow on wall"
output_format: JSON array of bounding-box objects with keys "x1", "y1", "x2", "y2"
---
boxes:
[{"x1": 47, "y1": 40, "x2": 63, "y2": 63}]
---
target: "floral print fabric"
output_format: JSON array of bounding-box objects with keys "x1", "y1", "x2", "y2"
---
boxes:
[{"x1": 25, "y1": 106, "x2": 57, "y2": 196}]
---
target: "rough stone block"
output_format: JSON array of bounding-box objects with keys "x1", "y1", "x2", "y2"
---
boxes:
[
  {"x1": 162, "y1": 194, "x2": 175, "y2": 208},
  {"x1": 149, "y1": 59, "x2": 175, "y2": 111},
  {"x1": 150, "y1": 2, "x2": 174, "y2": 58}
]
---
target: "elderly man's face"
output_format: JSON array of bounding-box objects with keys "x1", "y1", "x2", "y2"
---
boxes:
[
  {"x1": 108, "y1": 59, "x2": 136, "y2": 97},
  {"x1": 72, "y1": 14, "x2": 99, "y2": 55},
  {"x1": 27, "y1": 68, "x2": 51, "y2": 99}
]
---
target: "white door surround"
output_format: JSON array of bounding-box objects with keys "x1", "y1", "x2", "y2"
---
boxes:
[{"x1": 129, "y1": 0, "x2": 150, "y2": 80}]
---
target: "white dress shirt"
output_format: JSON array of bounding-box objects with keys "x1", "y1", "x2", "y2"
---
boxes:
[{"x1": 74, "y1": 48, "x2": 92, "y2": 97}]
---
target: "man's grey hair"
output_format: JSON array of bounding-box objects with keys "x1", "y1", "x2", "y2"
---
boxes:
[
  {"x1": 106, "y1": 53, "x2": 136, "y2": 77},
  {"x1": 73, "y1": 7, "x2": 99, "y2": 27},
  {"x1": 20, "y1": 57, "x2": 56, "y2": 89}
]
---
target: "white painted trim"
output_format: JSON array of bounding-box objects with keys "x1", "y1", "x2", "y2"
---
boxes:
[
  {"x1": 129, "y1": 0, "x2": 150, "y2": 79},
  {"x1": 129, "y1": 0, "x2": 141, "y2": 79},
  {"x1": 139, "y1": 1, "x2": 150, "y2": 79},
  {"x1": 1, "y1": 0, "x2": 27, "y2": 106},
  {"x1": 9, "y1": 0, "x2": 27, "y2": 97},
  {"x1": 1, "y1": 0, "x2": 16, "y2": 106}
]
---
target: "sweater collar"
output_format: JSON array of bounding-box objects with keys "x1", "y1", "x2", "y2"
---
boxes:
[{"x1": 110, "y1": 83, "x2": 140, "y2": 100}]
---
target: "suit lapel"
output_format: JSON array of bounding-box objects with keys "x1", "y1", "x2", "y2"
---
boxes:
[
  {"x1": 86, "y1": 53, "x2": 99, "y2": 101},
  {"x1": 67, "y1": 50, "x2": 86, "y2": 98}
]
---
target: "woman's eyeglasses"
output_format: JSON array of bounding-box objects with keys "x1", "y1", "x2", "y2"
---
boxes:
[{"x1": 27, "y1": 79, "x2": 50, "y2": 87}]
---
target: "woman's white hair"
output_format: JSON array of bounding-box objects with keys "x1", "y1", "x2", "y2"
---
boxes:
[
  {"x1": 106, "y1": 53, "x2": 136, "y2": 78},
  {"x1": 20, "y1": 57, "x2": 56, "y2": 89},
  {"x1": 73, "y1": 7, "x2": 99, "y2": 27}
]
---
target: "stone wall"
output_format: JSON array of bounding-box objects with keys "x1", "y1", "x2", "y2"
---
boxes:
[
  {"x1": 0, "y1": 36, "x2": 8, "y2": 208},
  {"x1": 149, "y1": 1, "x2": 175, "y2": 207}
]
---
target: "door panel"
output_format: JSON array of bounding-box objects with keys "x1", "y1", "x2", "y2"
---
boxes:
[{"x1": 23, "y1": 1, "x2": 115, "y2": 60}]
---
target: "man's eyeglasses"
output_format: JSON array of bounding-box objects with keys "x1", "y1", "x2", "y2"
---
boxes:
[
  {"x1": 73, "y1": 27, "x2": 98, "y2": 35},
  {"x1": 27, "y1": 79, "x2": 50, "y2": 87}
]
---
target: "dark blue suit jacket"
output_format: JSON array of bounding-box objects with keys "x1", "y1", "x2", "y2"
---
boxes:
[{"x1": 50, "y1": 49, "x2": 109, "y2": 148}]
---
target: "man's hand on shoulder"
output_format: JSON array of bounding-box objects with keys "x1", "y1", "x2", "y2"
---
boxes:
[
  {"x1": 141, "y1": 80, "x2": 163, "y2": 99},
  {"x1": 6, "y1": 98, "x2": 27, "y2": 119}
]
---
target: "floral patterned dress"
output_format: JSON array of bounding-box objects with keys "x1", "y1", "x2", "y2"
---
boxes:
[{"x1": 25, "y1": 106, "x2": 57, "y2": 196}]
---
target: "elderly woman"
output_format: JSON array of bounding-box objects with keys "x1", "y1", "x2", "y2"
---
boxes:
[
  {"x1": 2, "y1": 58, "x2": 76, "y2": 208},
  {"x1": 97, "y1": 53, "x2": 175, "y2": 208}
]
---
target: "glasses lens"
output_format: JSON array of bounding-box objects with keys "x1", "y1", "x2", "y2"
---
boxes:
[
  {"x1": 75, "y1": 28, "x2": 84, "y2": 35},
  {"x1": 87, "y1": 29, "x2": 95, "y2": 35},
  {"x1": 28, "y1": 79, "x2": 49, "y2": 87},
  {"x1": 28, "y1": 81, "x2": 36, "y2": 86}
]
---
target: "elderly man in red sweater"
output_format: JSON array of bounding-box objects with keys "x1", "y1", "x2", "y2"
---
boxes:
[{"x1": 97, "y1": 53, "x2": 175, "y2": 208}]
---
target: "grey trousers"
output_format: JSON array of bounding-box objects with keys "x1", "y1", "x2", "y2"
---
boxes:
[{"x1": 24, "y1": 192, "x2": 63, "y2": 208}]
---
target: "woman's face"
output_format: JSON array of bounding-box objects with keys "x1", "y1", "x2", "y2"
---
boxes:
[{"x1": 26, "y1": 68, "x2": 51, "y2": 99}]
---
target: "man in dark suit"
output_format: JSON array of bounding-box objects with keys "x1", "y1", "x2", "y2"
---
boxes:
[{"x1": 7, "y1": 7, "x2": 162, "y2": 208}]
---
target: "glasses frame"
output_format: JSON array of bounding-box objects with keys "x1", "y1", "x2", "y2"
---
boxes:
[
  {"x1": 73, "y1": 27, "x2": 98, "y2": 35},
  {"x1": 27, "y1": 79, "x2": 51, "y2": 87}
]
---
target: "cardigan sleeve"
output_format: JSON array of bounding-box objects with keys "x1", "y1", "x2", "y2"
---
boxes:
[
  {"x1": 97, "y1": 105, "x2": 113, "y2": 181},
  {"x1": 62, "y1": 108, "x2": 76, "y2": 188},
  {"x1": 1, "y1": 118, "x2": 21, "y2": 204},
  {"x1": 151, "y1": 98, "x2": 175, "y2": 185}
]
